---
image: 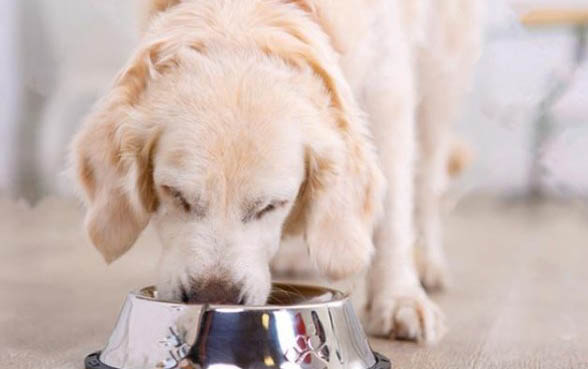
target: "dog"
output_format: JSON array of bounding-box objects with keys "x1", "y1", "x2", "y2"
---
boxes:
[{"x1": 71, "y1": 0, "x2": 483, "y2": 343}]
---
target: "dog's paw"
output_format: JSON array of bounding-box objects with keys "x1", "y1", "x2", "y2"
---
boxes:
[
  {"x1": 416, "y1": 253, "x2": 450, "y2": 293},
  {"x1": 365, "y1": 286, "x2": 446, "y2": 343}
]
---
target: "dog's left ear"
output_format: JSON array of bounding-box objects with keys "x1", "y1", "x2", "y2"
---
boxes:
[{"x1": 268, "y1": 13, "x2": 386, "y2": 280}]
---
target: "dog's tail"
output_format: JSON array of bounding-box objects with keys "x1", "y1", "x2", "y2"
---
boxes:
[{"x1": 447, "y1": 136, "x2": 473, "y2": 179}]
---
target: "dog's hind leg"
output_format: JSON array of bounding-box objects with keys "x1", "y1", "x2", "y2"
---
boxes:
[{"x1": 414, "y1": 0, "x2": 484, "y2": 292}]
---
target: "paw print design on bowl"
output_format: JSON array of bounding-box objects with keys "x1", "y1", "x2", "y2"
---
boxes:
[
  {"x1": 284, "y1": 311, "x2": 331, "y2": 369},
  {"x1": 158, "y1": 327, "x2": 192, "y2": 369}
]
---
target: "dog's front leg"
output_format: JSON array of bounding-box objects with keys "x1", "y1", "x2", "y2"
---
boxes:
[{"x1": 360, "y1": 46, "x2": 446, "y2": 344}]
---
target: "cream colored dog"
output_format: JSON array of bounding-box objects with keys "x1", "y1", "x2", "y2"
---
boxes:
[{"x1": 71, "y1": 0, "x2": 483, "y2": 343}]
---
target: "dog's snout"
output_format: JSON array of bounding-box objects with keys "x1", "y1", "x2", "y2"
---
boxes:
[{"x1": 182, "y1": 279, "x2": 243, "y2": 305}]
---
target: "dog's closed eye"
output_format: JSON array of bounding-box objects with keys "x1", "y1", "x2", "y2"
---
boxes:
[
  {"x1": 243, "y1": 199, "x2": 288, "y2": 223},
  {"x1": 256, "y1": 203, "x2": 276, "y2": 219},
  {"x1": 161, "y1": 185, "x2": 191, "y2": 212},
  {"x1": 161, "y1": 185, "x2": 208, "y2": 218}
]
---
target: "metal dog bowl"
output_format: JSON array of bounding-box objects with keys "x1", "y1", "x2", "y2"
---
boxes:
[{"x1": 85, "y1": 283, "x2": 390, "y2": 369}]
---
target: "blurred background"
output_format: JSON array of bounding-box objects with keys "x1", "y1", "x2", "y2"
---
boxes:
[
  {"x1": 1, "y1": 1, "x2": 588, "y2": 368},
  {"x1": 1, "y1": 0, "x2": 588, "y2": 202}
]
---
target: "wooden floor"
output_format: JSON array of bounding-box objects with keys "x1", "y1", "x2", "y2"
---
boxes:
[
  {"x1": 372, "y1": 199, "x2": 588, "y2": 369},
  {"x1": 1, "y1": 196, "x2": 587, "y2": 368}
]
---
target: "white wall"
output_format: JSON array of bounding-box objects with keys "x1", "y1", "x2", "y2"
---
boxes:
[
  {"x1": 0, "y1": 0, "x2": 141, "y2": 199},
  {"x1": 0, "y1": 0, "x2": 21, "y2": 195},
  {"x1": 457, "y1": 0, "x2": 588, "y2": 196}
]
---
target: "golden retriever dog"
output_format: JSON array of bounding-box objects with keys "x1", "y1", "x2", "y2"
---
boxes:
[{"x1": 71, "y1": 0, "x2": 483, "y2": 343}]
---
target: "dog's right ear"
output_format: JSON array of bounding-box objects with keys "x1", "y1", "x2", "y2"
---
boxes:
[
  {"x1": 148, "y1": 0, "x2": 181, "y2": 15},
  {"x1": 142, "y1": 0, "x2": 181, "y2": 30},
  {"x1": 70, "y1": 44, "x2": 168, "y2": 263}
]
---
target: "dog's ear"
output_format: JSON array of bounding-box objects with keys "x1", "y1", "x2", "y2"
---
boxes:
[
  {"x1": 141, "y1": 0, "x2": 181, "y2": 31},
  {"x1": 70, "y1": 44, "x2": 168, "y2": 263},
  {"x1": 148, "y1": 0, "x2": 181, "y2": 16},
  {"x1": 297, "y1": 110, "x2": 385, "y2": 281},
  {"x1": 268, "y1": 13, "x2": 386, "y2": 280}
]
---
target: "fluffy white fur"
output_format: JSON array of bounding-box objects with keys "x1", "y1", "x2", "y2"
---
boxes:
[{"x1": 71, "y1": 0, "x2": 483, "y2": 343}]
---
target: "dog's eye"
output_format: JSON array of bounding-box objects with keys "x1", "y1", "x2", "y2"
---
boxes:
[
  {"x1": 162, "y1": 185, "x2": 191, "y2": 212},
  {"x1": 255, "y1": 200, "x2": 288, "y2": 220},
  {"x1": 256, "y1": 203, "x2": 276, "y2": 219}
]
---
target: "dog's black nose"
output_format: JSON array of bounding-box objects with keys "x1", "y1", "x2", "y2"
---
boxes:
[{"x1": 181, "y1": 279, "x2": 243, "y2": 304}]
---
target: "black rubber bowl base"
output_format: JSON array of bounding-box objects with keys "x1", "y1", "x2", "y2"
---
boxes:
[{"x1": 85, "y1": 351, "x2": 391, "y2": 369}]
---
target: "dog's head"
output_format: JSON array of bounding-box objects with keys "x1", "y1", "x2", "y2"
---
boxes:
[{"x1": 71, "y1": 4, "x2": 384, "y2": 305}]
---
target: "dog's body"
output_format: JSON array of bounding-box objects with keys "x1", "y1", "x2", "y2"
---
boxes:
[{"x1": 72, "y1": 0, "x2": 482, "y2": 343}]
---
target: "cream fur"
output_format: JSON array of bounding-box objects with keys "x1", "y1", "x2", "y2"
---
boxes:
[{"x1": 71, "y1": 0, "x2": 483, "y2": 342}]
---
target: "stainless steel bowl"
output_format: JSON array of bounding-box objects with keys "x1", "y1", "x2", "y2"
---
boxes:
[{"x1": 85, "y1": 283, "x2": 390, "y2": 369}]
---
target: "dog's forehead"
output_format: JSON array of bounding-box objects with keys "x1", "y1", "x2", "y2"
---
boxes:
[
  {"x1": 160, "y1": 113, "x2": 301, "y2": 163},
  {"x1": 146, "y1": 51, "x2": 309, "y2": 196},
  {"x1": 154, "y1": 116, "x2": 304, "y2": 198}
]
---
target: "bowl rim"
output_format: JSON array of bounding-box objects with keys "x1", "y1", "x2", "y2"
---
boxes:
[{"x1": 132, "y1": 281, "x2": 350, "y2": 311}]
